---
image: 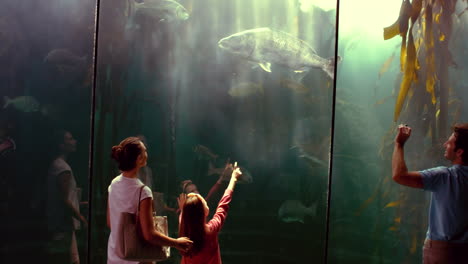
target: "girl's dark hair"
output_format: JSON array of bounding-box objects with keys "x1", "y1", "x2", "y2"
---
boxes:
[
  {"x1": 111, "y1": 137, "x2": 143, "y2": 171},
  {"x1": 52, "y1": 129, "x2": 69, "y2": 153},
  {"x1": 179, "y1": 195, "x2": 206, "y2": 255},
  {"x1": 453, "y1": 123, "x2": 468, "y2": 164}
]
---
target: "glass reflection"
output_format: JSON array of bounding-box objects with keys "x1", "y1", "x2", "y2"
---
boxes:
[{"x1": 0, "y1": 0, "x2": 95, "y2": 262}]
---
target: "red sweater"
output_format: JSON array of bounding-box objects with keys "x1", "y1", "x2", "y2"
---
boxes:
[{"x1": 181, "y1": 189, "x2": 233, "y2": 264}]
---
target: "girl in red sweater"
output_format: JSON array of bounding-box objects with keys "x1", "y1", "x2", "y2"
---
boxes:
[{"x1": 178, "y1": 163, "x2": 242, "y2": 264}]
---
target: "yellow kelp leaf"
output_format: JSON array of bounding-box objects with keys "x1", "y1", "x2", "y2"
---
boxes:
[
  {"x1": 383, "y1": 0, "x2": 412, "y2": 40},
  {"x1": 400, "y1": 35, "x2": 407, "y2": 72},
  {"x1": 394, "y1": 30, "x2": 416, "y2": 122},
  {"x1": 421, "y1": 14, "x2": 426, "y2": 34},
  {"x1": 414, "y1": 37, "x2": 422, "y2": 52},
  {"x1": 354, "y1": 192, "x2": 378, "y2": 216},
  {"x1": 426, "y1": 75, "x2": 437, "y2": 105},
  {"x1": 384, "y1": 201, "x2": 401, "y2": 208},
  {"x1": 435, "y1": 13, "x2": 441, "y2": 23},
  {"x1": 413, "y1": 64, "x2": 419, "y2": 83},
  {"x1": 379, "y1": 53, "x2": 395, "y2": 78},
  {"x1": 426, "y1": 126, "x2": 432, "y2": 139},
  {"x1": 436, "y1": 109, "x2": 440, "y2": 118},
  {"x1": 439, "y1": 32, "x2": 445, "y2": 41},
  {"x1": 410, "y1": 234, "x2": 418, "y2": 254},
  {"x1": 384, "y1": 22, "x2": 401, "y2": 40},
  {"x1": 408, "y1": 83, "x2": 415, "y2": 99},
  {"x1": 394, "y1": 73, "x2": 413, "y2": 121},
  {"x1": 382, "y1": 189, "x2": 391, "y2": 199}
]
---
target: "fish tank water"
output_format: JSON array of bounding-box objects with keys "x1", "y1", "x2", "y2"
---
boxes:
[{"x1": 1, "y1": 0, "x2": 467, "y2": 263}]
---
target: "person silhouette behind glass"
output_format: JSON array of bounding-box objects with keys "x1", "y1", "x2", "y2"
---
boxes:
[{"x1": 46, "y1": 130, "x2": 87, "y2": 264}]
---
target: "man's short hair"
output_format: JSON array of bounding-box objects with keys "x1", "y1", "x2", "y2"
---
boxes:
[{"x1": 453, "y1": 123, "x2": 468, "y2": 164}]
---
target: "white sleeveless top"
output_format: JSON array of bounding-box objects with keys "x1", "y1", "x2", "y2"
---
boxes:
[{"x1": 107, "y1": 175, "x2": 153, "y2": 264}]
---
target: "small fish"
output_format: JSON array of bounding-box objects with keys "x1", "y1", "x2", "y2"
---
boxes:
[
  {"x1": 218, "y1": 28, "x2": 339, "y2": 80},
  {"x1": 278, "y1": 200, "x2": 317, "y2": 224},
  {"x1": 280, "y1": 79, "x2": 309, "y2": 94},
  {"x1": 384, "y1": 201, "x2": 401, "y2": 208},
  {"x1": 389, "y1": 226, "x2": 398, "y2": 231},
  {"x1": 3, "y1": 96, "x2": 40, "y2": 113},
  {"x1": 457, "y1": 7, "x2": 467, "y2": 18},
  {"x1": 291, "y1": 144, "x2": 327, "y2": 167},
  {"x1": 394, "y1": 217, "x2": 401, "y2": 223},
  {"x1": 207, "y1": 161, "x2": 232, "y2": 181},
  {"x1": 193, "y1": 144, "x2": 218, "y2": 160},
  {"x1": 299, "y1": 154, "x2": 327, "y2": 167},
  {"x1": 44, "y1": 49, "x2": 87, "y2": 74},
  {"x1": 134, "y1": 0, "x2": 189, "y2": 23},
  {"x1": 207, "y1": 162, "x2": 253, "y2": 184},
  {"x1": 228, "y1": 82, "x2": 263, "y2": 98},
  {"x1": 373, "y1": 95, "x2": 393, "y2": 106},
  {"x1": 344, "y1": 34, "x2": 362, "y2": 53}
]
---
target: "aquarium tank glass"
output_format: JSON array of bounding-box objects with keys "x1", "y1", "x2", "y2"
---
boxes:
[
  {"x1": 0, "y1": 0, "x2": 95, "y2": 263},
  {"x1": 1, "y1": 0, "x2": 467, "y2": 263}
]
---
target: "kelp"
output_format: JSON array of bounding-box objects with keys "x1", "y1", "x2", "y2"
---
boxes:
[
  {"x1": 424, "y1": 4, "x2": 437, "y2": 106},
  {"x1": 383, "y1": 0, "x2": 456, "y2": 122}
]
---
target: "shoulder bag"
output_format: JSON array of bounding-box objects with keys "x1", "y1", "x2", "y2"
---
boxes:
[{"x1": 115, "y1": 185, "x2": 170, "y2": 261}]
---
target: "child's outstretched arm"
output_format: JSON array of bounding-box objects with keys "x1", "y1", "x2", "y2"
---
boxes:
[
  {"x1": 227, "y1": 162, "x2": 242, "y2": 191},
  {"x1": 205, "y1": 159, "x2": 232, "y2": 204},
  {"x1": 207, "y1": 162, "x2": 242, "y2": 233}
]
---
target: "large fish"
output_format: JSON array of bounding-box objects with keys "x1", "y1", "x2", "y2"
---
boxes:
[
  {"x1": 278, "y1": 200, "x2": 317, "y2": 224},
  {"x1": 218, "y1": 27, "x2": 338, "y2": 79},
  {"x1": 3, "y1": 96, "x2": 40, "y2": 113},
  {"x1": 193, "y1": 144, "x2": 219, "y2": 160},
  {"x1": 44, "y1": 49, "x2": 87, "y2": 74},
  {"x1": 207, "y1": 161, "x2": 253, "y2": 184},
  {"x1": 228, "y1": 82, "x2": 263, "y2": 98},
  {"x1": 134, "y1": 0, "x2": 189, "y2": 23}
]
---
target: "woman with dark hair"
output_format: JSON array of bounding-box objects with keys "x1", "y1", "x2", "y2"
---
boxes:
[
  {"x1": 178, "y1": 162, "x2": 242, "y2": 264},
  {"x1": 46, "y1": 130, "x2": 86, "y2": 264},
  {"x1": 107, "y1": 137, "x2": 192, "y2": 264}
]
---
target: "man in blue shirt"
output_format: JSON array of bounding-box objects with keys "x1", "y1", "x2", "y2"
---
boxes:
[{"x1": 392, "y1": 123, "x2": 468, "y2": 263}]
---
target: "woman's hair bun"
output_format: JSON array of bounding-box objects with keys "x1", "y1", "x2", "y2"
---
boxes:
[
  {"x1": 111, "y1": 145, "x2": 122, "y2": 161},
  {"x1": 111, "y1": 137, "x2": 143, "y2": 171}
]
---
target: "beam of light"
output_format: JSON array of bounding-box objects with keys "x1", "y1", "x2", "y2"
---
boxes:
[
  {"x1": 340, "y1": 0, "x2": 402, "y2": 38},
  {"x1": 299, "y1": 0, "x2": 337, "y2": 12}
]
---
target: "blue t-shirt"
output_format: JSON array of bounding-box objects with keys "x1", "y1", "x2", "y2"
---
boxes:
[{"x1": 420, "y1": 165, "x2": 468, "y2": 242}]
